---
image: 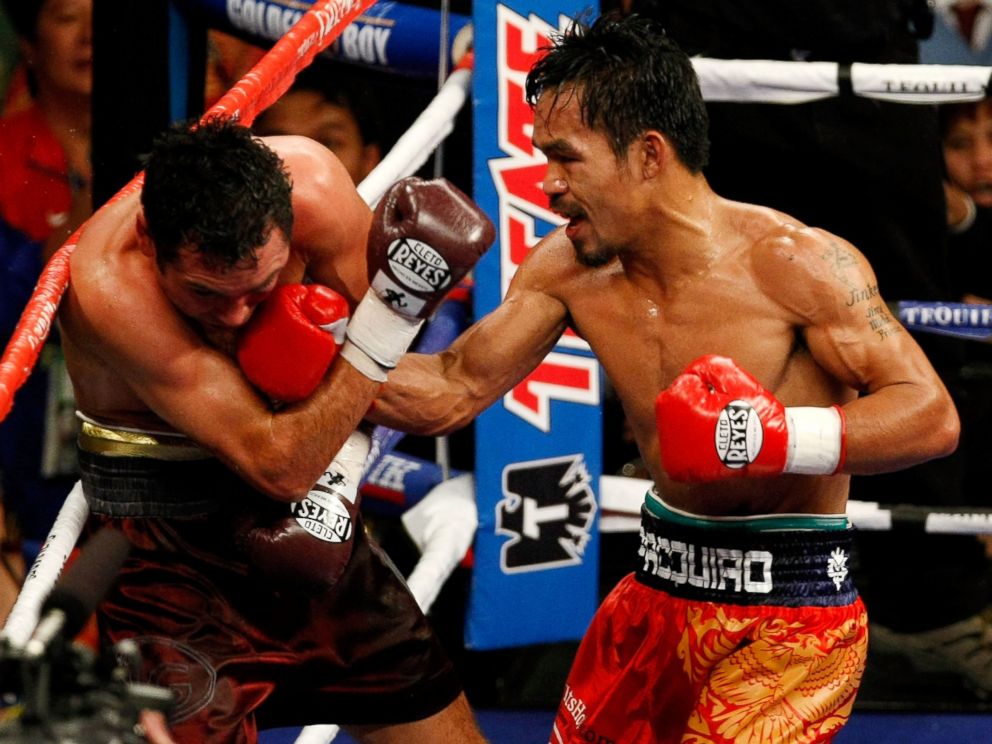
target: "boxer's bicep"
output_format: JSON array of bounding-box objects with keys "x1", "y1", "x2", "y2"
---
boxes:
[
  {"x1": 792, "y1": 231, "x2": 923, "y2": 395},
  {"x1": 756, "y1": 228, "x2": 958, "y2": 470}
]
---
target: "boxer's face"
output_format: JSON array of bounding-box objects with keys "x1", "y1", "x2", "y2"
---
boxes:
[
  {"x1": 533, "y1": 90, "x2": 638, "y2": 267},
  {"x1": 158, "y1": 228, "x2": 291, "y2": 341}
]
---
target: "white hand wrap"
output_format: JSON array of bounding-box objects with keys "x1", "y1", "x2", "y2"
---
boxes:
[
  {"x1": 318, "y1": 430, "x2": 372, "y2": 505},
  {"x1": 340, "y1": 289, "x2": 423, "y2": 382},
  {"x1": 783, "y1": 406, "x2": 845, "y2": 475}
]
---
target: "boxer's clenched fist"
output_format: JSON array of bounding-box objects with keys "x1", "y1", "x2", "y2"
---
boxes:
[
  {"x1": 236, "y1": 283, "x2": 348, "y2": 403},
  {"x1": 656, "y1": 355, "x2": 846, "y2": 482},
  {"x1": 341, "y1": 177, "x2": 495, "y2": 381}
]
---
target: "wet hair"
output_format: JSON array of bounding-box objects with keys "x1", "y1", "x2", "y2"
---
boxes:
[
  {"x1": 140, "y1": 117, "x2": 294, "y2": 269},
  {"x1": 525, "y1": 11, "x2": 709, "y2": 172}
]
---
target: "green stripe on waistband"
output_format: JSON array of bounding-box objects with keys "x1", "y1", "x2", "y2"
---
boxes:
[{"x1": 644, "y1": 490, "x2": 849, "y2": 531}]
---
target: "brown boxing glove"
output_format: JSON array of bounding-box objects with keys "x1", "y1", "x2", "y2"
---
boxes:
[
  {"x1": 238, "y1": 430, "x2": 370, "y2": 591},
  {"x1": 340, "y1": 177, "x2": 495, "y2": 381}
]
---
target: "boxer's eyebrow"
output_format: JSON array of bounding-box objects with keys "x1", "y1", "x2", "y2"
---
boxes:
[
  {"x1": 535, "y1": 138, "x2": 581, "y2": 161},
  {"x1": 189, "y1": 269, "x2": 281, "y2": 297}
]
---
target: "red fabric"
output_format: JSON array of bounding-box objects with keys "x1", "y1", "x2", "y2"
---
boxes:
[
  {"x1": 551, "y1": 574, "x2": 868, "y2": 744},
  {"x1": 0, "y1": 105, "x2": 72, "y2": 242}
]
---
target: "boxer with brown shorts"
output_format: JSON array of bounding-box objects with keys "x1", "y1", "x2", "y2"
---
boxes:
[{"x1": 58, "y1": 118, "x2": 494, "y2": 743}]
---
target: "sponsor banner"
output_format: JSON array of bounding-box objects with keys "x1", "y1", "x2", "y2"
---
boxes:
[
  {"x1": 175, "y1": 0, "x2": 471, "y2": 77},
  {"x1": 897, "y1": 300, "x2": 992, "y2": 340},
  {"x1": 469, "y1": 0, "x2": 601, "y2": 649},
  {"x1": 362, "y1": 450, "x2": 465, "y2": 515}
]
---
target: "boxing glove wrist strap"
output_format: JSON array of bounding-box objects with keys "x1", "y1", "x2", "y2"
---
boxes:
[
  {"x1": 320, "y1": 430, "x2": 371, "y2": 505},
  {"x1": 343, "y1": 289, "x2": 423, "y2": 375},
  {"x1": 340, "y1": 341, "x2": 389, "y2": 382},
  {"x1": 784, "y1": 405, "x2": 846, "y2": 475}
]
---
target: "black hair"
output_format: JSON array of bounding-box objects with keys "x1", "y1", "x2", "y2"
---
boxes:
[
  {"x1": 525, "y1": 11, "x2": 709, "y2": 172},
  {"x1": 283, "y1": 62, "x2": 384, "y2": 147},
  {"x1": 938, "y1": 98, "x2": 992, "y2": 140},
  {"x1": 3, "y1": 0, "x2": 45, "y2": 41},
  {"x1": 140, "y1": 117, "x2": 294, "y2": 269}
]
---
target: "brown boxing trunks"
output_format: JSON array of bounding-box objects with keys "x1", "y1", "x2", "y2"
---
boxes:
[{"x1": 78, "y1": 421, "x2": 462, "y2": 744}]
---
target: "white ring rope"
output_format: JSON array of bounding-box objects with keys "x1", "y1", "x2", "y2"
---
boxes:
[
  {"x1": 0, "y1": 482, "x2": 89, "y2": 649},
  {"x1": 356, "y1": 66, "x2": 472, "y2": 207},
  {"x1": 692, "y1": 58, "x2": 991, "y2": 104}
]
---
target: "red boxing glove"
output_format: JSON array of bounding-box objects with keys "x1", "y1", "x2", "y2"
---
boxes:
[
  {"x1": 236, "y1": 283, "x2": 348, "y2": 403},
  {"x1": 238, "y1": 430, "x2": 370, "y2": 591},
  {"x1": 656, "y1": 355, "x2": 846, "y2": 482},
  {"x1": 341, "y1": 177, "x2": 495, "y2": 381}
]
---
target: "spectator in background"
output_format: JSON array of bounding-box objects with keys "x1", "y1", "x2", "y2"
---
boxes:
[
  {"x1": 253, "y1": 61, "x2": 384, "y2": 186},
  {"x1": 0, "y1": 0, "x2": 92, "y2": 621},
  {"x1": 921, "y1": 0, "x2": 992, "y2": 66},
  {"x1": 936, "y1": 98, "x2": 992, "y2": 562},
  {"x1": 632, "y1": 0, "x2": 992, "y2": 699},
  {"x1": 941, "y1": 97, "x2": 992, "y2": 303}
]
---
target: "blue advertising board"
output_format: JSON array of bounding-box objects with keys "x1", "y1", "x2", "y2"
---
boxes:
[{"x1": 469, "y1": 0, "x2": 602, "y2": 650}]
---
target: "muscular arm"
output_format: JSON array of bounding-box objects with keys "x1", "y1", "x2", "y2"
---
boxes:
[
  {"x1": 371, "y1": 241, "x2": 572, "y2": 434},
  {"x1": 63, "y1": 264, "x2": 378, "y2": 501},
  {"x1": 756, "y1": 227, "x2": 960, "y2": 473},
  {"x1": 64, "y1": 139, "x2": 380, "y2": 502},
  {"x1": 270, "y1": 136, "x2": 373, "y2": 303}
]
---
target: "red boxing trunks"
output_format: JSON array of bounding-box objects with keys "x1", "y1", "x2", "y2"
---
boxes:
[
  {"x1": 78, "y1": 423, "x2": 461, "y2": 744},
  {"x1": 551, "y1": 495, "x2": 868, "y2": 744}
]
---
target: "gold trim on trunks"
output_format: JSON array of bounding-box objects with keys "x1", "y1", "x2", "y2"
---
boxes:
[{"x1": 78, "y1": 421, "x2": 210, "y2": 461}]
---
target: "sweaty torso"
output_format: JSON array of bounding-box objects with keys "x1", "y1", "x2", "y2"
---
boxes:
[
  {"x1": 60, "y1": 137, "x2": 370, "y2": 436},
  {"x1": 61, "y1": 191, "x2": 308, "y2": 433},
  {"x1": 545, "y1": 200, "x2": 855, "y2": 517}
]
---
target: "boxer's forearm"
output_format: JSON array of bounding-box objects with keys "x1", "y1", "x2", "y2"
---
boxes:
[
  {"x1": 370, "y1": 350, "x2": 492, "y2": 436},
  {"x1": 837, "y1": 379, "x2": 959, "y2": 474}
]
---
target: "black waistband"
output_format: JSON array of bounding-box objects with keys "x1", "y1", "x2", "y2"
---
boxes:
[
  {"x1": 635, "y1": 506, "x2": 858, "y2": 607},
  {"x1": 78, "y1": 449, "x2": 241, "y2": 517}
]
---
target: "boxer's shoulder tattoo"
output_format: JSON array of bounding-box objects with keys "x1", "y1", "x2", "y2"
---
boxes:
[
  {"x1": 819, "y1": 240, "x2": 860, "y2": 289},
  {"x1": 845, "y1": 283, "x2": 880, "y2": 307},
  {"x1": 865, "y1": 301, "x2": 902, "y2": 340}
]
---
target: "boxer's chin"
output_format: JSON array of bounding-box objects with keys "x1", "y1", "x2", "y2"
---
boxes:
[{"x1": 573, "y1": 238, "x2": 617, "y2": 268}]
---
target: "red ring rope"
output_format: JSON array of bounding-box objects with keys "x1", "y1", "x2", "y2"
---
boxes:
[{"x1": 0, "y1": 0, "x2": 378, "y2": 422}]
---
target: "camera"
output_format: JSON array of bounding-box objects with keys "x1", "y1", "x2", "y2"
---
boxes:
[{"x1": 0, "y1": 634, "x2": 173, "y2": 744}]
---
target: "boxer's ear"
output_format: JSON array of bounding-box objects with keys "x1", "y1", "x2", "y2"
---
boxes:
[{"x1": 639, "y1": 130, "x2": 670, "y2": 180}]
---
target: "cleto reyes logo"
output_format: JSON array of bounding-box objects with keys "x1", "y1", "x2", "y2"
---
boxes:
[
  {"x1": 292, "y1": 488, "x2": 352, "y2": 543},
  {"x1": 715, "y1": 400, "x2": 763, "y2": 468},
  {"x1": 387, "y1": 237, "x2": 451, "y2": 292}
]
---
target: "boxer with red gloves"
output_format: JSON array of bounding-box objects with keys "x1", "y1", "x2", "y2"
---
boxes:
[
  {"x1": 237, "y1": 283, "x2": 349, "y2": 403},
  {"x1": 364, "y1": 16, "x2": 962, "y2": 744},
  {"x1": 656, "y1": 355, "x2": 846, "y2": 482},
  {"x1": 233, "y1": 176, "x2": 494, "y2": 590}
]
